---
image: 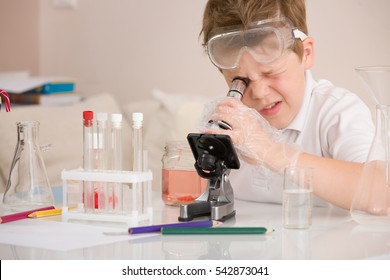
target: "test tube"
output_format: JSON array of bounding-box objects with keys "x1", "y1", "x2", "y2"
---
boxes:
[
  {"x1": 143, "y1": 150, "x2": 152, "y2": 214},
  {"x1": 96, "y1": 112, "x2": 109, "y2": 169},
  {"x1": 111, "y1": 113, "x2": 123, "y2": 212},
  {"x1": 132, "y1": 112, "x2": 144, "y2": 214},
  {"x1": 132, "y1": 112, "x2": 143, "y2": 172},
  {"x1": 96, "y1": 112, "x2": 108, "y2": 212},
  {"x1": 83, "y1": 110, "x2": 94, "y2": 212}
]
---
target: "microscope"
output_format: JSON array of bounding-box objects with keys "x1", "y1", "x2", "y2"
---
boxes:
[
  {"x1": 178, "y1": 133, "x2": 240, "y2": 222},
  {"x1": 178, "y1": 77, "x2": 247, "y2": 222}
]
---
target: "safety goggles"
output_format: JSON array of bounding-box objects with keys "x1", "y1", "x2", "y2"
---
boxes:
[{"x1": 206, "y1": 18, "x2": 308, "y2": 70}]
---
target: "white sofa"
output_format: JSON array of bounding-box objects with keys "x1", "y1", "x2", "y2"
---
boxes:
[{"x1": 0, "y1": 90, "x2": 210, "y2": 193}]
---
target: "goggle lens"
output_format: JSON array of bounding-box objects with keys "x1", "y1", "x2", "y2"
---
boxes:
[{"x1": 207, "y1": 19, "x2": 306, "y2": 69}]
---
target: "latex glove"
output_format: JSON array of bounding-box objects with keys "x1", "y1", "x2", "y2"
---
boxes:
[{"x1": 199, "y1": 97, "x2": 300, "y2": 173}]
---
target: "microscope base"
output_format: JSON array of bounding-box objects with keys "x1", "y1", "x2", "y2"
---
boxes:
[{"x1": 178, "y1": 200, "x2": 236, "y2": 222}]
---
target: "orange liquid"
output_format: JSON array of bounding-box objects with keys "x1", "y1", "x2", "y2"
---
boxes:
[{"x1": 162, "y1": 168, "x2": 207, "y2": 206}]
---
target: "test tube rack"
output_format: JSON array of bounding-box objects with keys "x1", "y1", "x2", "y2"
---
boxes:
[{"x1": 61, "y1": 168, "x2": 153, "y2": 226}]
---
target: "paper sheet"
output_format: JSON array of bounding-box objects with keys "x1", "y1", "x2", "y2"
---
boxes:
[{"x1": 0, "y1": 219, "x2": 159, "y2": 251}]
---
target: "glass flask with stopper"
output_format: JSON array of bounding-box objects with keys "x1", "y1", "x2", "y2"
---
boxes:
[
  {"x1": 3, "y1": 121, "x2": 54, "y2": 211},
  {"x1": 350, "y1": 66, "x2": 390, "y2": 226}
]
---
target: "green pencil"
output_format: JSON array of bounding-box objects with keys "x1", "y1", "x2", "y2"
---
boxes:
[{"x1": 161, "y1": 227, "x2": 273, "y2": 235}]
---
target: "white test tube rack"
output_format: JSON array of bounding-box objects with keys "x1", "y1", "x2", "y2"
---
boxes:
[{"x1": 61, "y1": 168, "x2": 153, "y2": 226}]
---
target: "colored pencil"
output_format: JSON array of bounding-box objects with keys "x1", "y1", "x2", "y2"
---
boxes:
[
  {"x1": 161, "y1": 227, "x2": 273, "y2": 235},
  {"x1": 27, "y1": 205, "x2": 77, "y2": 218},
  {"x1": 0, "y1": 206, "x2": 55, "y2": 224},
  {"x1": 129, "y1": 220, "x2": 220, "y2": 234}
]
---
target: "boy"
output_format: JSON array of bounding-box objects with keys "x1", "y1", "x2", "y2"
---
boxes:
[{"x1": 200, "y1": 0, "x2": 375, "y2": 209}]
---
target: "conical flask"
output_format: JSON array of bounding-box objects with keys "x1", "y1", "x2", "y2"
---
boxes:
[
  {"x1": 350, "y1": 66, "x2": 390, "y2": 226},
  {"x1": 3, "y1": 121, "x2": 54, "y2": 211}
]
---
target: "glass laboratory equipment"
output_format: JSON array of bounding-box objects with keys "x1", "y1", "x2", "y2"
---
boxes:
[
  {"x1": 355, "y1": 66, "x2": 390, "y2": 105},
  {"x1": 110, "y1": 113, "x2": 123, "y2": 213},
  {"x1": 83, "y1": 110, "x2": 95, "y2": 212},
  {"x1": 3, "y1": 121, "x2": 54, "y2": 211},
  {"x1": 162, "y1": 141, "x2": 207, "y2": 206},
  {"x1": 131, "y1": 112, "x2": 144, "y2": 214},
  {"x1": 350, "y1": 66, "x2": 390, "y2": 226}
]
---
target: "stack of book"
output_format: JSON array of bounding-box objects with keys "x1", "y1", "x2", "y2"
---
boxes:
[{"x1": 0, "y1": 74, "x2": 82, "y2": 106}]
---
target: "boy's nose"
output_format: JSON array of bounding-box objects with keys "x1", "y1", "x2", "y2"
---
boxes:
[{"x1": 249, "y1": 78, "x2": 271, "y2": 99}]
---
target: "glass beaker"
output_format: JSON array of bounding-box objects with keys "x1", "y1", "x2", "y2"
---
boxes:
[
  {"x1": 3, "y1": 121, "x2": 54, "y2": 211},
  {"x1": 161, "y1": 141, "x2": 207, "y2": 206},
  {"x1": 350, "y1": 66, "x2": 390, "y2": 226}
]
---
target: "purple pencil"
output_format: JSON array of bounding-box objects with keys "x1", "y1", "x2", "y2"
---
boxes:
[{"x1": 129, "y1": 220, "x2": 220, "y2": 234}]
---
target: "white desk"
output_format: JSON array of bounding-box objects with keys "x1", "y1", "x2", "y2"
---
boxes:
[{"x1": 1, "y1": 193, "x2": 390, "y2": 260}]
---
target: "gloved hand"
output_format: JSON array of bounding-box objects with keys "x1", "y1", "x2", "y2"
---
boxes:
[{"x1": 199, "y1": 97, "x2": 301, "y2": 174}]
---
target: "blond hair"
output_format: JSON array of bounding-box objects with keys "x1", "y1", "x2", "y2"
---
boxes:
[{"x1": 201, "y1": 0, "x2": 308, "y2": 58}]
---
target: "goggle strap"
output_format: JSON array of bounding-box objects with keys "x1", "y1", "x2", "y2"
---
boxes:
[{"x1": 292, "y1": 28, "x2": 308, "y2": 41}]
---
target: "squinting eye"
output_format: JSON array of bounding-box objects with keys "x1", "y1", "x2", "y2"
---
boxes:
[{"x1": 263, "y1": 70, "x2": 285, "y2": 77}]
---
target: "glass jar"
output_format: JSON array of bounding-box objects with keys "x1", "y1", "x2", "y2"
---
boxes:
[{"x1": 162, "y1": 141, "x2": 207, "y2": 206}]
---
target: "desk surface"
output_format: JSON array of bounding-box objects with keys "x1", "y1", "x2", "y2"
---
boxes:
[{"x1": 1, "y1": 193, "x2": 390, "y2": 260}]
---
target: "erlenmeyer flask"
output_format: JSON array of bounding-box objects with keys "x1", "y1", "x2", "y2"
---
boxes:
[
  {"x1": 3, "y1": 121, "x2": 54, "y2": 211},
  {"x1": 350, "y1": 66, "x2": 390, "y2": 226}
]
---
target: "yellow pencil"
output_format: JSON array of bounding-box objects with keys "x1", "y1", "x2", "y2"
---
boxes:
[{"x1": 28, "y1": 206, "x2": 77, "y2": 218}]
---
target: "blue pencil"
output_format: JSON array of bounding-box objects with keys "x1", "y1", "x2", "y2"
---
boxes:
[{"x1": 129, "y1": 220, "x2": 219, "y2": 234}]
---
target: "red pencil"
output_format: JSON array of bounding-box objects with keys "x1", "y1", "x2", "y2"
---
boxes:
[{"x1": 0, "y1": 206, "x2": 55, "y2": 224}]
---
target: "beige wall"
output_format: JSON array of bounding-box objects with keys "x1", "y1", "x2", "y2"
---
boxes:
[
  {"x1": 1, "y1": 0, "x2": 390, "y2": 109},
  {"x1": 306, "y1": 0, "x2": 390, "y2": 109},
  {"x1": 38, "y1": 0, "x2": 222, "y2": 104},
  {"x1": 0, "y1": 0, "x2": 40, "y2": 74}
]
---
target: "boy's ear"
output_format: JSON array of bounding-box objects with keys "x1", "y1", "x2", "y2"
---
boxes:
[{"x1": 302, "y1": 37, "x2": 314, "y2": 69}]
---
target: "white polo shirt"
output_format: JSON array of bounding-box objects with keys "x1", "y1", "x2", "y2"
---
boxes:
[{"x1": 230, "y1": 70, "x2": 375, "y2": 205}]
